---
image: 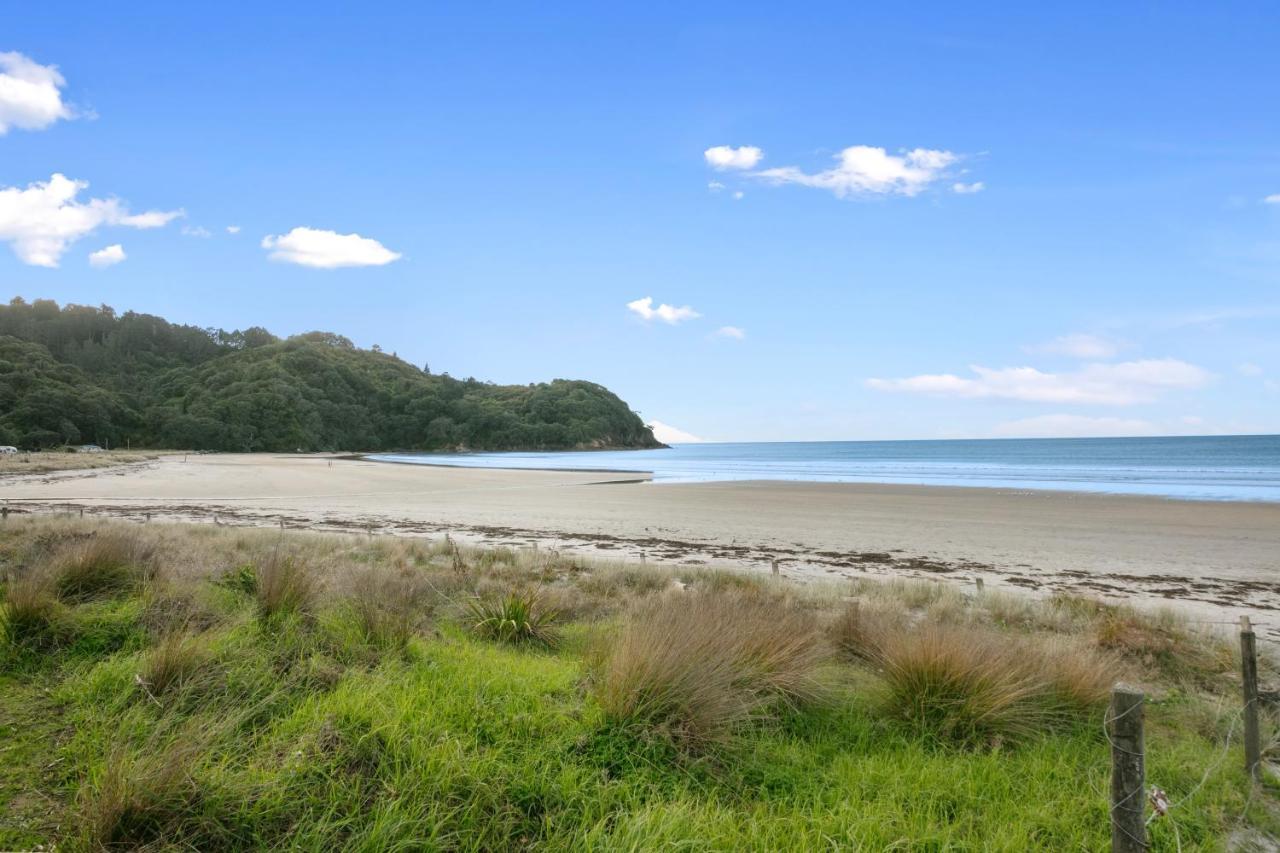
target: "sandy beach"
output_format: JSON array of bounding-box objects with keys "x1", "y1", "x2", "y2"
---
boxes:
[{"x1": 3, "y1": 452, "x2": 1279, "y2": 625}]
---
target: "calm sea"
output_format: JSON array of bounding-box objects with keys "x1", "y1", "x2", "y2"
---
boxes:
[{"x1": 369, "y1": 434, "x2": 1280, "y2": 502}]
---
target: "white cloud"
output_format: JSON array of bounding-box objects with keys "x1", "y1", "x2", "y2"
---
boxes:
[
  {"x1": 88, "y1": 244, "x2": 125, "y2": 268},
  {"x1": 1264, "y1": 194, "x2": 1280, "y2": 204},
  {"x1": 991, "y1": 414, "x2": 1161, "y2": 438},
  {"x1": 0, "y1": 173, "x2": 182, "y2": 267},
  {"x1": 715, "y1": 325, "x2": 746, "y2": 340},
  {"x1": 755, "y1": 146, "x2": 959, "y2": 198},
  {"x1": 261, "y1": 226, "x2": 402, "y2": 269},
  {"x1": 732, "y1": 190, "x2": 744, "y2": 200},
  {"x1": 952, "y1": 181, "x2": 985, "y2": 194},
  {"x1": 626, "y1": 296, "x2": 700, "y2": 325},
  {"x1": 648, "y1": 420, "x2": 703, "y2": 444},
  {"x1": 867, "y1": 358, "x2": 1210, "y2": 406},
  {"x1": 1238, "y1": 363, "x2": 1264, "y2": 376},
  {"x1": 1029, "y1": 333, "x2": 1128, "y2": 360},
  {"x1": 226, "y1": 225, "x2": 241, "y2": 234},
  {"x1": 0, "y1": 52, "x2": 73, "y2": 134},
  {"x1": 704, "y1": 145, "x2": 763, "y2": 171},
  {"x1": 707, "y1": 181, "x2": 725, "y2": 192},
  {"x1": 181, "y1": 224, "x2": 212, "y2": 238}
]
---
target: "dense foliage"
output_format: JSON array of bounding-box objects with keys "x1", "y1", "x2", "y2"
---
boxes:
[{"x1": 0, "y1": 298, "x2": 662, "y2": 452}]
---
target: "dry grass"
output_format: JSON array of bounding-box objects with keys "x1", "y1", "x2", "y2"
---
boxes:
[
  {"x1": 139, "y1": 632, "x2": 214, "y2": 697},
  {"x1": 255, "y1": 554, "x2": 317, "y2": 618},
  {"x1": 830, "y1": 600, "x2": 899, "y2": 661},
  {"x1": 0, "y1": 449, "x2": 167, "y2": 477},
  {"x1": 75, "y1": 733, "x2": 204, "y2": 849},
  {"x1": 50, "y1": 529, "x2": 155, "y2": 602},
  {"x1": 592, "y1": 590, "x2": 827, "y2": 749},
  {"x1": 1, "y1": 573, "x2": 66, "y2": 649},
  {"x1": 346, "y1": 567, "x2": 433, "y2": 650}
]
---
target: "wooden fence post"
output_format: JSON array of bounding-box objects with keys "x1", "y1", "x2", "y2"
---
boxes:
[
  {"x1": 1109, "y1": 683, "x2": 1146, "y2": 853},
  {"x1": 975, "y1": 577, "x2": 985, "y2": 594},
  {"x1": 771, "y1": 558, "x2": 780, "y2": 577},
  {"x1": 1241, "y1": 615, "x2": 1262, "y2": 781}
]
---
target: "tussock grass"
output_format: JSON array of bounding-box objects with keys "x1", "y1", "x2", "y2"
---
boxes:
[
  {"x1": 468, "y1": 587, "x2": 560, "y2": 648},
  {"x1": 50, "y1": 530, "x2": 154, "y2": 602},
  {"x1": 592, "y1": 591, "x2": 826, "y2": 748},
  {"x1": 254, "y1": 554, "x2": 317, "y2": 618},
  {"x1": 1, "y1": 573, "x2": 66, "y2": 649},
  {"x1": 139, "y1": 632, "x2": 213, "y2": 696},
  {"x1": 345, "y1": 567, "x2": 432, "y2": 650}
]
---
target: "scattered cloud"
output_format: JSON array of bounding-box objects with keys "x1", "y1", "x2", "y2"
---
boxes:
[
  {"x1": 1029, "y1": 333, "x2": 1128, "y2": 360},
  {"x1": 181, "y1": 224, "x2": 212, "y2": 238},
  {"x1": 648, "y1": 420, "x2": 704, "y2": 444},
  {"x1": 0, "y1": 173, "x2": 182, "y2": 267},
  {"x1": 226, "y1": 225, "x2": 241, "y2": 234},
  {"x1": 626, "y1": 296, "x2": 700, "y2": 325},
  {"x1": 867, "y1": 358, "x2": 1211, "y2": 406},
  {"x1": 732, "y1": 190, "x2": 744, "y2": 200},
  {"x1": 1264, "y1": 194, "x2": 1280, "y2": 204},
  {"x1": 704, "y1": 145, "x2": 762, "y2": 171},
  {"x1": 88, "y1": 244, "x2": 125, "y2": 268},
  {"x1": 754, "y1": 146, "x2": 960, "y2": 198},
  {"x1": 0, "y1": 52, "x2": 73, "y2": 134},
  {"x1": 707, "y1": 181, "x2": 725, "y2": 192},
  {"x1": 952, "y1": 181, "x2": 985, "y2": 194},
  {"x1": 715, "y1": 325, "x2": 746, "y2": 340},
  {"x1": 1238, "y1": 363, "x2": 1264, "y2": 376},
  {"x1": 261, "y1": 226, "x2": 401, "y2": 269},
  {"x1": 991, "y1": 414, "x2": 1161, "y2": 438}
]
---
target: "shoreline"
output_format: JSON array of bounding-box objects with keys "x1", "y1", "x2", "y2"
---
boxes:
[{"x1": 3, "y1": 452, "x2": 1280, "y2": 632}]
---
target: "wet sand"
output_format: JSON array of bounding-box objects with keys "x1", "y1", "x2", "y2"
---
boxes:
[{"x1": 3, "y1": 452, "x2": 1279, "y2": 626}]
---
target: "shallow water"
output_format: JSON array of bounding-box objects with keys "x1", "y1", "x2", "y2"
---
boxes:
[{"x1": 370, "y1": 434, "x2": 1280, "y2": 502}]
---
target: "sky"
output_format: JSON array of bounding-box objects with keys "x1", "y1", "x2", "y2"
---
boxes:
[{"x1": 2, "y1": 2, "x2": 1279, "y2": 444}]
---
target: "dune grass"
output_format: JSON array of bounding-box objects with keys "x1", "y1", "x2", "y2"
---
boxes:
[{"x1": 0, "y1": 514, "x2": 1275, "y2": 850}]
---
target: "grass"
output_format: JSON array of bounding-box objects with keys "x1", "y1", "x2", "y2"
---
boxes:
[
  {"x1": 0, "y1": 515, "x2": 1274, "y2": 849},
  {"x1": 468, "y1": 587, "x2": 560, "y2": 648},
  {"x1": 0, "y1": 449, "x2": 168, "y2": 477}
]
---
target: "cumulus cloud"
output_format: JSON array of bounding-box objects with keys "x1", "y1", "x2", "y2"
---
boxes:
[
  {"x1": 0, "y1": 52, "x2": 73, "y2": 134},
  {"x1": 714, "y1": 325, "x2": 746, "y2": 340},
  {"x1": 991, "y1": 414, "x2": 1161, "y2": 438},
  {"x1": 952, "y1": 181, "x2": 984, "y2": 194},
  {"x1": 648, "y1": 420, "x2": 703, "y2": 444},
  {"x1": 1264, "y1": 194, "x2": 1280, "y2": 204},
  {"x1": 1029, "y1": 333, "x2": 1128, "y2": 360},
  {"x1": 755, "y1": 146, "x2": 959, "y2": 198},
  {"x1": 181, "y1": 224, "x2": 212, "y2": 238},
  {"x1": 226, "y1": 225, "x2": 241, "y2": 234},
  {"x1": 626, "y1": 296, "x2": 700, "y2": 325},
  {"x1": 261, "y1": 226, "x2": 402, "y2": 269},
  {"x1": 707, "y1": 181, "x2": 725, "y2": 192},
  {"x1": 0, "y1": 173, "x2": 182, "y2": 267},
  {"x1": 704, "y1": 145, "x2": 763, "y2": 171},
  {"x1": 88, "y1": 244, "x2": 125, "y2": 268},
  {"x1": 732, "y1": 190, "x2": 744, "y2": 200},
  {"x1": 1238, "y1": 363, "x2": 1264, "y2": 376},
  {"x1": 867, "y1": 358, "x2": 1210, "y2": 406}
]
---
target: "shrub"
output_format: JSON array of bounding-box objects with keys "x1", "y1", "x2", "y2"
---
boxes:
[
  {"x1": 51, "y1": 530, "x2": 154, "y2": 602},
  {"x1": 255, "y1": 555, "x2": 316, "y2": 618},
  {"x1": 139, "y1": 632, "x2": 212, "y2": 696},
  {"x1": 468, "y1": 588, "x2": 560, "y2": 648},
  {"x1": 1, "y1": 573, "x2": 66, "y2": 649},
  {"x1": 592, "y1": 591, "x2": 826, "y2": 749}
]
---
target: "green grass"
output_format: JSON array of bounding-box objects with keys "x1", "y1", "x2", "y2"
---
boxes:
[{"x1": 0, "y1": 516, "x2": 1275, "y2": 850}]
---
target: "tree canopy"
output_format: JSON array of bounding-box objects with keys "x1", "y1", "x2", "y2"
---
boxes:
[{"x1": 0, "y1": 298, "x2": 663, "y2": 452}]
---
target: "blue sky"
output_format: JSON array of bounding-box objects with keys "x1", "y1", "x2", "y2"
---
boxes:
[{"x1": 2, "y1": 2, "x2": 1278, "y2": 442}]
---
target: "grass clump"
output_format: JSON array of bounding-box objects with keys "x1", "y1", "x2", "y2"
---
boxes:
[
  {"x1": 254, "y1": 555, "x2": 316, "y2": 618},
  {"x1": 51, "y1": 530, "x2": 154, "y2": 602},
  {"x1": 468, "y1": 587, "x2": 560, "y2": 648},
  {"x1": 1, "y1": 573, "x2": 66, "y2": 650},
  {"x1": 74, "y1": 736, "x2": 206, "y2": 850},
  {"x1": 592, "y1": 590, "x2": 826, "y2": 749},
  {"x1": 346, "y1": 568, "x2": 431, "y2": 650},
  {"x1": 139, "y1": 632, "x2": 213, "y2": 697}
]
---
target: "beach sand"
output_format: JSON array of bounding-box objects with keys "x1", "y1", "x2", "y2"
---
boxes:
[{"x1": 3, "y1": 452, "x2": 1279, "y2": 627}]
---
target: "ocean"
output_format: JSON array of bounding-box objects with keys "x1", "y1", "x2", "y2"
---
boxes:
[{"x1": 369, "y1": 434, "x2": 1280, "y2": 502}]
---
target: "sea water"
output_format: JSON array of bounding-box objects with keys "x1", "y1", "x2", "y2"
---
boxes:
[{"x1": 369, "y1": 434, "x2": 1280, "y2": 502}]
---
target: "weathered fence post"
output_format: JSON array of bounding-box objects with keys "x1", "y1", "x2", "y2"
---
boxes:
[
  {"x1": 771, "y1": 558, "x2": 780, "y2": 577},
  {"x1": 975, "y1": 577, "x2": 985, "y2": 594},
  {"x1": 1109, "y1": 683, "x2": 1146, "y2": 853},
  {"x1": 1241, "y1": 615, "x2": 1262, "y2": 781}
]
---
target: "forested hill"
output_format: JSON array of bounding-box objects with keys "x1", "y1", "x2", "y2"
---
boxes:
[{"x1": 0, "y1": 298, "x2": 664, "y2": 453}]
